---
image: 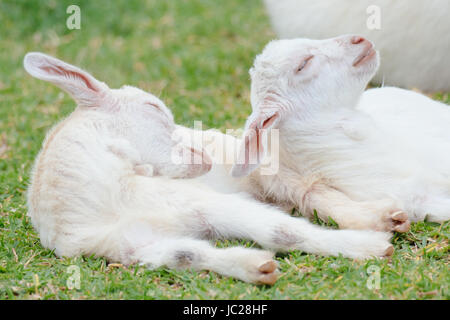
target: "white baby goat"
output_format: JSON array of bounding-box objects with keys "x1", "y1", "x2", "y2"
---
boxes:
[
  {"x1": 189, "y1": 35, "x2": 450, "y2": 234},
  {"x1": 25, "y1": 52, "x2": 394, "y2": 285}
]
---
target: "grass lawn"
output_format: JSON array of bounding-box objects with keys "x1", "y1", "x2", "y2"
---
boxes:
[{"x1": 0, "y1": 0, "x2": 449, "y2": 300}]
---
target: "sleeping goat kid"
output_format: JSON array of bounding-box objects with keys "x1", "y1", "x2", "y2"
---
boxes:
[
  {"x1": 195, "y1": 35, "x2": 450, "y2": 233},
  {"x1": 25, "y1": 53, "x2": 394, "y2": 285}
]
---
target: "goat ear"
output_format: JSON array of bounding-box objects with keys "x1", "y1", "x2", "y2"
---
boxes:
[
  {"x1": 231, "y1": 112, "x2": 279, "y2": 177},
  {"x1": 23, "y1": 52, "x2": 109, "y2": 107}
]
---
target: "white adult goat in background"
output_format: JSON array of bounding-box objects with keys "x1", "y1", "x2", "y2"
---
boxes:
[
  {"x1": 189, "y1": 35, "x2": 450, "y2": 233},
  {"x1": 263, "y1": 0, "x2": 450, "y2": 92},
  {"x1": 25, "y1": 53, "x2": 394, "y2": 285}
]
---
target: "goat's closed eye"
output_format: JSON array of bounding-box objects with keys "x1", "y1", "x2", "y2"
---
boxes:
[
  {"x1": 296, "y1": 55, "x2": 314, "y2": 73},
  {"x1": 144, "y1": 102, "x2": 172, "y2": 123},
  {"x1": 144, "y1": 102, "x2": 162, "y2": 111}
]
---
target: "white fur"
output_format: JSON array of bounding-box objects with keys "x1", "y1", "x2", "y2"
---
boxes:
[
  {"x1": 25, "y1": 52, "x2": 393, "y2": 285},
  {"x1": 264, "y1": 0, "x2": 450, "y2": 92},
  {"x1": 188, "y1": 35, "x2": 450, "y2": 232}
]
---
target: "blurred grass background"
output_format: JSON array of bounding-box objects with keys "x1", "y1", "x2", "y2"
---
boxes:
[{"x1": 0, "y1": 0, "x2": 448, "y2": 299}]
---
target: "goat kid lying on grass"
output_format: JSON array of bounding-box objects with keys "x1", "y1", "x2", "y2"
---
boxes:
[
  {"x1": 186, "y1": 35, "x2": 450, "y2": 234},
  {"x1": 24, "y1": 53, "x2": 394, "y2": 285}
]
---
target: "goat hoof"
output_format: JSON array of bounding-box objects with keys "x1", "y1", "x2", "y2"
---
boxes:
[
  {"x1": 391, "y1": 210, "x2": 410, "y2": 233},
  {"x1": 258, "y1": 272, "x2": 278, "y2": 285},
  {"x1": 384, "y1": 245, "x2": 394, "y2": 257},
  {"x1": 255, "y1": 260, "x2": 279, "y2": 285},
  {"x1": 258, "y1": 260, "x2": 277, "y2": 273}
]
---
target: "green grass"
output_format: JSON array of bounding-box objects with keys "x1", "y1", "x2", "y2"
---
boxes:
[{"x1": 0, "y1": 0, "x2": 449, "y2": 300}]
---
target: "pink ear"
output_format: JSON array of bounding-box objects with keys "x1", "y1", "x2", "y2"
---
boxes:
[
  {"x1": 231, "y1": 112, "x2": 279, "y2": 177},
  {"x1": 24, "y1": 52, "x2": 108, "y2": 107}
]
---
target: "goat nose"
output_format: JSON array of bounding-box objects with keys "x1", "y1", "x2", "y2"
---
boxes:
[{"x1": 351, "y1": 36, "x2": 367, "y2": 45}]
